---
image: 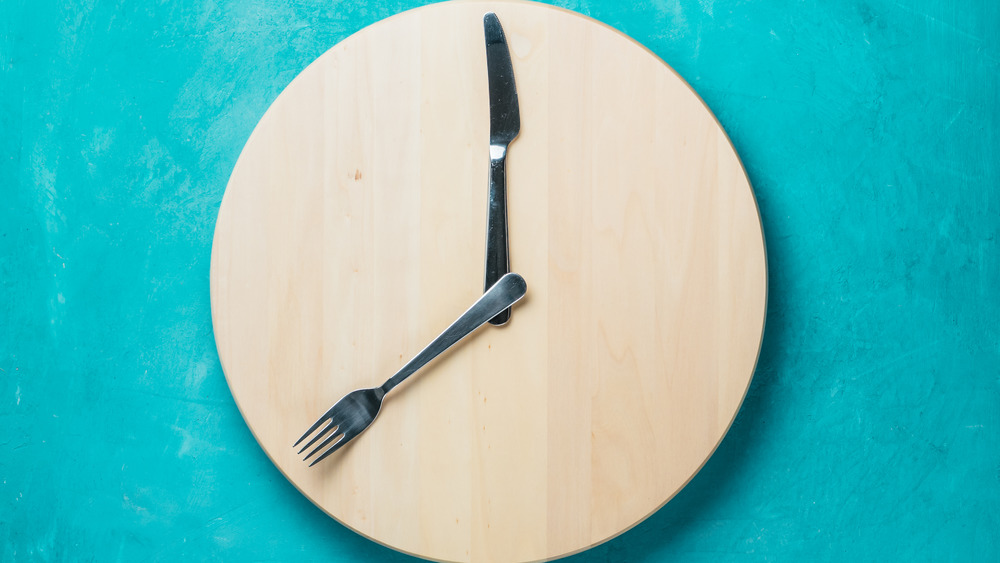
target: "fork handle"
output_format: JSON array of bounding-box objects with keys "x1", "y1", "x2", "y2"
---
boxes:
[{"x1": 380, "y1": 272, "x2": 527, "y2": 395}]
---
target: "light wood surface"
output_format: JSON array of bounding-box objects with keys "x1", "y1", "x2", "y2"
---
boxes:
[{"x1": 210, "y1": 1, "x2": 766, "y2": 561}]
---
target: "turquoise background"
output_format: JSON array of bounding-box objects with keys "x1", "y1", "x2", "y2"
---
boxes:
[{"x1": 2, "y1": 0, "x2": 998, "y2": 560}]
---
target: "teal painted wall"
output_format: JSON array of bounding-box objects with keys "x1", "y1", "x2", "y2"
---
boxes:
[{"x1": 2, "y1": 0, "x2": 997, "y2": 560}]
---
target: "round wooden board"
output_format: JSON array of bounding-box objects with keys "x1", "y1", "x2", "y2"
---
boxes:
[{"x1": 210, "y1": 1, "x2": 766, "y2": 561}]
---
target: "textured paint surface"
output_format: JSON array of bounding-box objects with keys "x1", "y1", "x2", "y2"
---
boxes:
[{"x1": 1, "y1": 0, "x2": 998, "y2": 560}]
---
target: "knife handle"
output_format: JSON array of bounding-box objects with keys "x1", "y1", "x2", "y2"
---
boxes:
[{"x1": 484, "y1": 148, "x2": 511, "y2": 326}]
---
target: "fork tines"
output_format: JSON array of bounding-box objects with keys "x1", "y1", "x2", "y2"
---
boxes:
[{"x1": 293, "y1": 414, "x2": 345, "y2": 466}]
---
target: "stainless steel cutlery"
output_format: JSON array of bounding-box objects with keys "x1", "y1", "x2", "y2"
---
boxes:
[
  {"x1": 296, "y1": 13, "x2": 523, "y2": 465},
  {"x1": 482, "y1": 12, "x2": 521, "y2": 326},
  {"x1": 294, "y1": 273, "x2": 526, "y2": 465}
]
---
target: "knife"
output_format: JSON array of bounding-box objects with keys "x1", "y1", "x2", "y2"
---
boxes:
[{"x1": 483, "y1": 12, "x2": 520, "y2": 326}]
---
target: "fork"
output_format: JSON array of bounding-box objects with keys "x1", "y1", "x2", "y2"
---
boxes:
[{"x1": 294, "y1": 272, "x2": 527, "y2": 466}]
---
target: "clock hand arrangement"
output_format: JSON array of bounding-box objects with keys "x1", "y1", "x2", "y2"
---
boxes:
[{"x1": 295, "y1": 13, "x2": 522, "y2": 466}]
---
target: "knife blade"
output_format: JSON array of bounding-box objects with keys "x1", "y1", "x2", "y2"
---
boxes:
[{"x1": 483, "y1": 12, "x2": 520, "y2": 326}]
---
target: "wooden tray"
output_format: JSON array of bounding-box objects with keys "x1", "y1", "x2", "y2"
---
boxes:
[{"x1": 210, "y1": 1, "x2": 766, "y2": 561}]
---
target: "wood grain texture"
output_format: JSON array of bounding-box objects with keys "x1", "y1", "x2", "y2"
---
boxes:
[{"x1": 210, "y1": 1, "x2": 766, "y2": 561}]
